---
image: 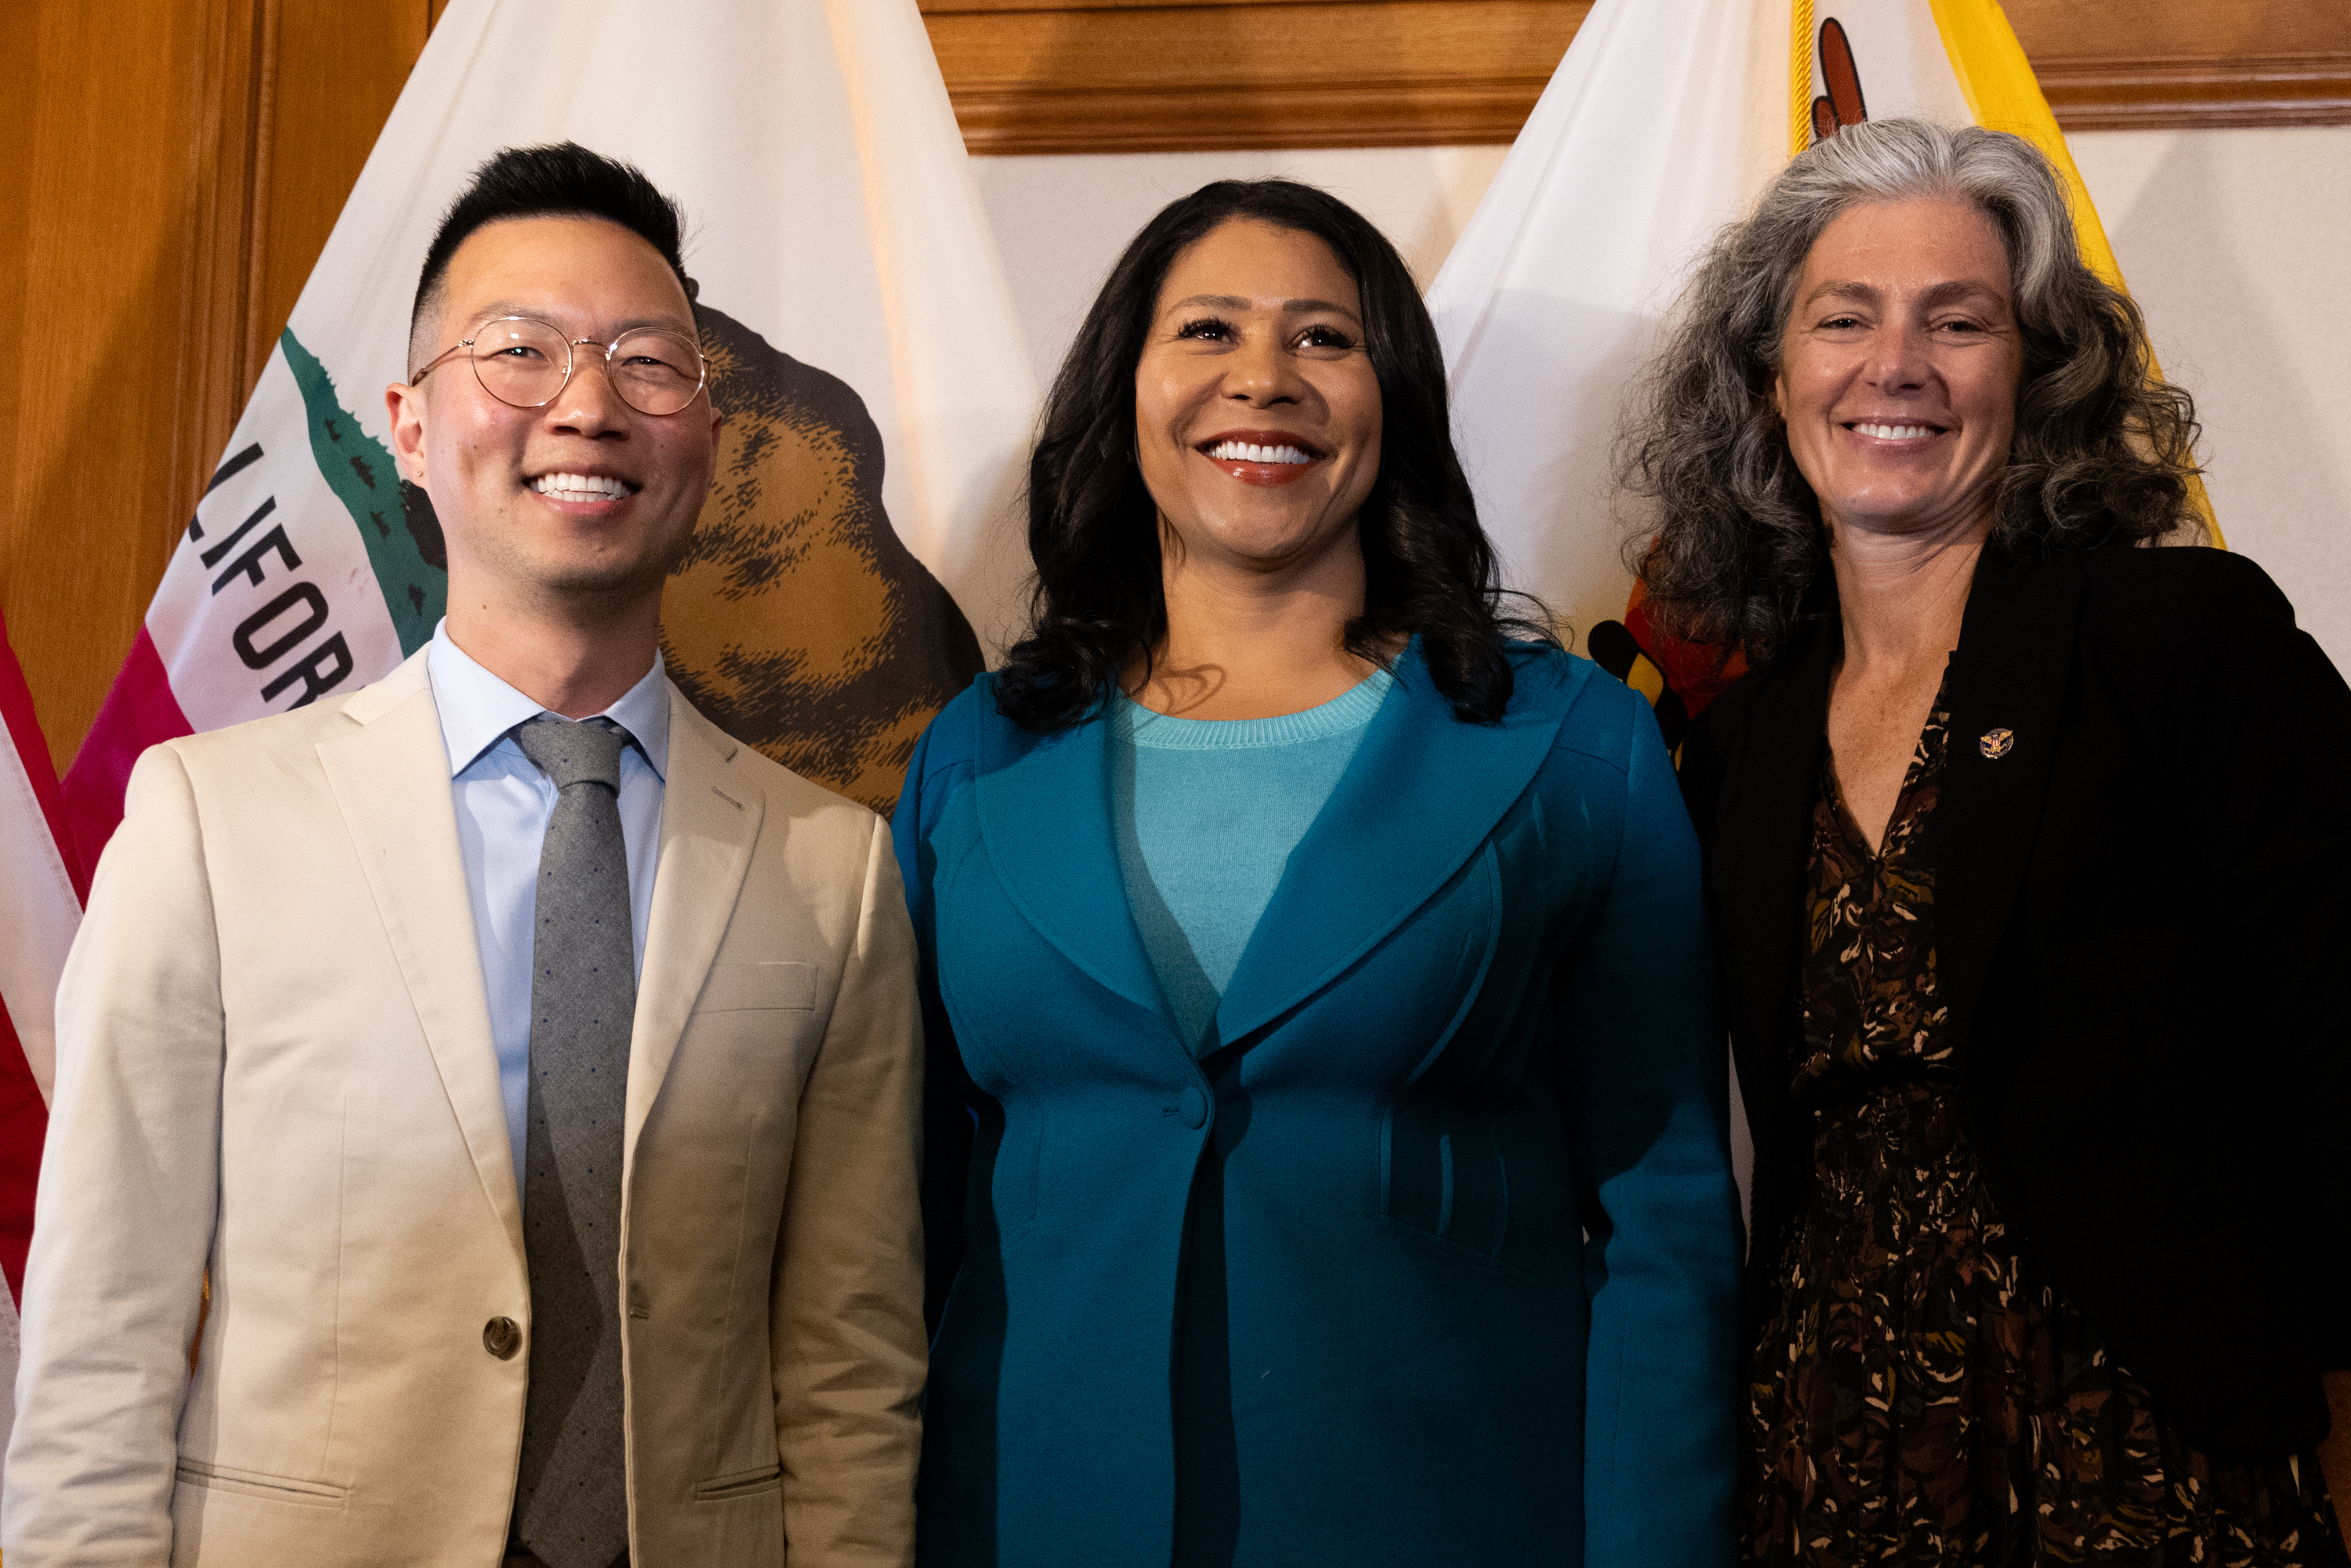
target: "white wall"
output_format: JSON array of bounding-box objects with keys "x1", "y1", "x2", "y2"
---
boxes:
[
  {"x1": 2071, "y1": 128, "x2": 2351, "y2": 666},
  {"x1": 971, "y1": 126, "x2": 2351, "y2": 667},
  {"x1": 975, "y1": 146, "x2": 1509, "y2": 386}
]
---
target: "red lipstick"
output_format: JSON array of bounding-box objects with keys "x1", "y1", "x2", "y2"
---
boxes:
[{"x1": 1196, "y1": 428, "x2": 1323, "y2": 487}]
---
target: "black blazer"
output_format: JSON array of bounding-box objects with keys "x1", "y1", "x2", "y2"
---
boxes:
[{"x1": 1680, "y1": 542, "x2": 2351, "y2": 1459}]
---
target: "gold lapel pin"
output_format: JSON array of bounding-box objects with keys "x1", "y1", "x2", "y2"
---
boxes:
[{"x1": 1980, "y1": 727, "x2": 2016, "y2": 760}]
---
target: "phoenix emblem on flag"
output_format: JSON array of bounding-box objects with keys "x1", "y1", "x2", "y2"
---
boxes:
[{"x1": 1811, "y1": 18, "x2": 1869, "y2": 143}]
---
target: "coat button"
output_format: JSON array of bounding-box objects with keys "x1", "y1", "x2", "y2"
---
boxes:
[
  {"x1": 483, "y1": 1316, "x2": 522, "y2": 1359},
  {"x1": 1178, "y1": 1087, "x2": 1208, "y2": 1129}
]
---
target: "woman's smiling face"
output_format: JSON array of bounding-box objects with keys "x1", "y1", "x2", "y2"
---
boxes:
[
  {"x1": 1774, "y1": 195, "x2": 2025, "y2": 545},
  {"x1": 1132, "y1": 218, "x2": 1383, "y2": 579}
]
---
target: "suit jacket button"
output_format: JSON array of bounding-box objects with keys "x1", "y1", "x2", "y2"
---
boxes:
[
  {"x1": 483, "y1": 1316, "x2": 522, "y2": 1359},
  {"x1": 1179, "y1": 1087, "x2": 1208, "y2": 1129}
]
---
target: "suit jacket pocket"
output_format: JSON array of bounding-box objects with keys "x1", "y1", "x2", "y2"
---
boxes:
[
  {"x1": 694, "y1": 961, "x2": 817, "y2": 1012},
  {"x1": 175, "y1": 1458, "x2": 350, "y2": 1510},
  {"x1": 694, "y1": 1462, "x2": 784, "y2": 1501}
]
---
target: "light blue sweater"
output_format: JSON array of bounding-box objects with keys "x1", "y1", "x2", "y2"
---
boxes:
[
  {"x1": 1110, "y1": 670, "x2": 1394, "y2": 1054},
  {"x1": 899, "y1": 643, "x2": 1741, "y2": 1566}
]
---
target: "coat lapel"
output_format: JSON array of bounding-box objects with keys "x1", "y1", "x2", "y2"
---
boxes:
[
  {"x1": 973, "y1": 700, "x2": 1168, "y2": 1022},
  {"x1": 625, "y1": 690, "x2": 763, "y2": 1153},
  {"x1": 1212, "y1": 646, "x2": 1577, "y2": 1045},
  {"x1": 1712, "y1": 618, "x2": 1837, "y2": 1088},
  {"x1": 1936, "y1": 547, "x2": 2081, "y2": 1045},
  {"x1": 317, "y1": 651, "x2": 520, "y2": 1251}
]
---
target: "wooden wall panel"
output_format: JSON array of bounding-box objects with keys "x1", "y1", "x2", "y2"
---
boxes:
[
  {"x1": 924, "y1": 0, "x2": 1588, "y2": 153},
  {"x1": 2012, "y1": 0, "x2": 2351, "y2": 129},
  {"x1": 0, "y1": 0, "x2": 429, "y2": 773},
  {"x1": 922, "y1": 0, "x2": 2351, "y2": 154},
  {"x1": 1, "y1": 0, "x2": 230, "y2": 777}
]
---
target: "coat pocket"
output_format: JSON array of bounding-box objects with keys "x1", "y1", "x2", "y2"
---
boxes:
[
  {"x1": 1380, "y1": 1096, "x2": 1509, "y2": 1255},
  {"x1": 694, "y1": 1462, "x2": 784, "y2": 1501},
  {"x1": 1375, "y1": 1095, "x2": 1578, "y2": 1301},
  {"x1": 694, "y1": 961, "x2": 817, "y2": 1012},
  {"x1": 175, "y1": 1459, "x2": 350, "y2": 1510}
]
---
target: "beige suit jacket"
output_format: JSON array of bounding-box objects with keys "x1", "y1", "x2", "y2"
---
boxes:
[{"x1": 2, "y1": 652, "x2": 925, "y2": 1567}]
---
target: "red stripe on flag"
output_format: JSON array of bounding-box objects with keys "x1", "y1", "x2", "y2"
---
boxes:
[
  {"x1": 0, "y1": 609, "x2": 61, "y2": 1306},
  {"x1": 60, "y1": 626, "x2": 192, "y2": 877},
  {"x1": 0, "y1": 608, "x2": 87, "y2": 906},
  {"x1": 0, "y1": 994, "x2": 45, "y2": 1305}
]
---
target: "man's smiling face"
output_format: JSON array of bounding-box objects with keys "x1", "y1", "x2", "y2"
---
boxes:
[{"x1": 389, "y1": 214, "x2": 721, "y2": 615}]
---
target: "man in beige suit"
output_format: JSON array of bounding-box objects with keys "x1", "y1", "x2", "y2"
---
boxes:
[{"x1": 4, "y1": 146, "x2": 925, "y2": 1567}]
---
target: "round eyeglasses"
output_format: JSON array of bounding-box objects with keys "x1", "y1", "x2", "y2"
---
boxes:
[{"x1": 410, "y1": 315, "x2": 708, "y2": 418}]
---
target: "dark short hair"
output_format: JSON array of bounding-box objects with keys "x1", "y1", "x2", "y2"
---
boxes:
[
  {"x1": 995, "y1": 179, "x2": 1549, "y2": 732},
  {"x1": 410, "y1": 143, "x2": 694, "y2": 352}
]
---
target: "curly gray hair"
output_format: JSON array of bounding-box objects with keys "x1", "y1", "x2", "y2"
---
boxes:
[{"x1": 1620, "y1": 117, "x2": 2201, "y2": 666}]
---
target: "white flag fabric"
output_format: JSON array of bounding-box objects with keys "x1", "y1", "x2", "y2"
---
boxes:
[
  {"x1": 1429, "y1": 0, "x2": 1785, "y2": 654},
  {"x1": 63, "y1": 0, "x2": 1037, "y2": 850},
  {"x1": 0, "y1": 612, "x2": 84, "y2": 1510},
  {"x1": 1428, "y1": 0, "x2": 2187, "y2": 662}
]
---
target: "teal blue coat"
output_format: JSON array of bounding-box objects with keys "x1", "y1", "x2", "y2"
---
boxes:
[{"x1": 893, "y1": 646, "x2": 1738, "y2": 1567}]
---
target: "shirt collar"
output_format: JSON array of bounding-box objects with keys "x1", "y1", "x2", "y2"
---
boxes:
[{"x1": 426, "y1": 621, "x2": 672, "y2": 782}]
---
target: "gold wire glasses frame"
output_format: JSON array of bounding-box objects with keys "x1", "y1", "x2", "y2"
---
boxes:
[{"x1": 409, "y1": 315, "x2": 709, "y2": 417}]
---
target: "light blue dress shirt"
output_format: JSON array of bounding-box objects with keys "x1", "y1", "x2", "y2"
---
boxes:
[{"x1": 426, "y1": 621, "x2": 670, "y2": 1202}]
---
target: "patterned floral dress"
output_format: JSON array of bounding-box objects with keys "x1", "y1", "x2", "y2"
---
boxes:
[{"x1": 1740, "y1": 683, "x2": 2350, "y2": 1567}]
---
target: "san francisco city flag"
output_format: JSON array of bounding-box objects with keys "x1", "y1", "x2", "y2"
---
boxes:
[
  {"x1": 61, "y1": 0, "x2": 1037, "y2": 870},
  {"x1": 1429, "y1": 0, "x2": 2216, "y2": 738},
  {"x1": 0, "y1": 609, "x2": 86, "y2": 1502}
]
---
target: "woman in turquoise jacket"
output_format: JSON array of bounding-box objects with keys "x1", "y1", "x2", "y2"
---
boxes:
[{"x1": 893, "y1": 179, "x2": 1738, "y2": 1567}]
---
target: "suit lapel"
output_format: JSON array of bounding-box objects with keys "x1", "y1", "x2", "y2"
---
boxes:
[
  {"x1": 1936, "y1": 547, "x2": 2081, "y2": 1045},
  {"x1": 626, "y1": 690, "x2": 763, "y2": 1153},
  {"x1": 1212, "y1": 646, "x2": 1576, "y2": 1045},
  {"x1": 317, "y1": 651, "x2": 520, "y2": 1250},
  {"x1": 973, "y1": 698, "x2": 1169, "y2": 1023}
]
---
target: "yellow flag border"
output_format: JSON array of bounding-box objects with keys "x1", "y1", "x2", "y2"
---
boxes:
[
  {"x1": 1790, "y1": 0, "x2": 1816, "y2": 158},
  {"x1": 1924, "y1": 0, "x2": 2222, "y2": 545}
]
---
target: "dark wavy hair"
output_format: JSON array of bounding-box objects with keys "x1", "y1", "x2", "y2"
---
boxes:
[
  {"x1": 994, "y1": 179, "x2": 1549, "y2": 731},
  {"x1": 1621, "y1": 118, "x2": 2203, "y2": 668}
]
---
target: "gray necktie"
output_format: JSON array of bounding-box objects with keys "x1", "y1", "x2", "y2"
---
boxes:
[{"x1": 510, "y1": 716, "x2": 635, "y2": 1568}]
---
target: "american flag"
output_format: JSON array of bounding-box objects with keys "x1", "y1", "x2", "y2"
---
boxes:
[{"x1": 0, "y1": 610, "x2": 85, "y2": 1501}]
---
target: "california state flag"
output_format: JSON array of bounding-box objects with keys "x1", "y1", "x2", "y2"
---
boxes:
[
  {"x1": 1428, "y1": 0, "x2": 2213, "y2": 735},
  {"x1": 62, "y1": 0, "x2": 1036, "y2": 866}
]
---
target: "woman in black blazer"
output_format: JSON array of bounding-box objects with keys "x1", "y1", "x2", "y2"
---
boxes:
[{"x1": 1627, "y1": 117, "x2": 2351, "y2": 1563}]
